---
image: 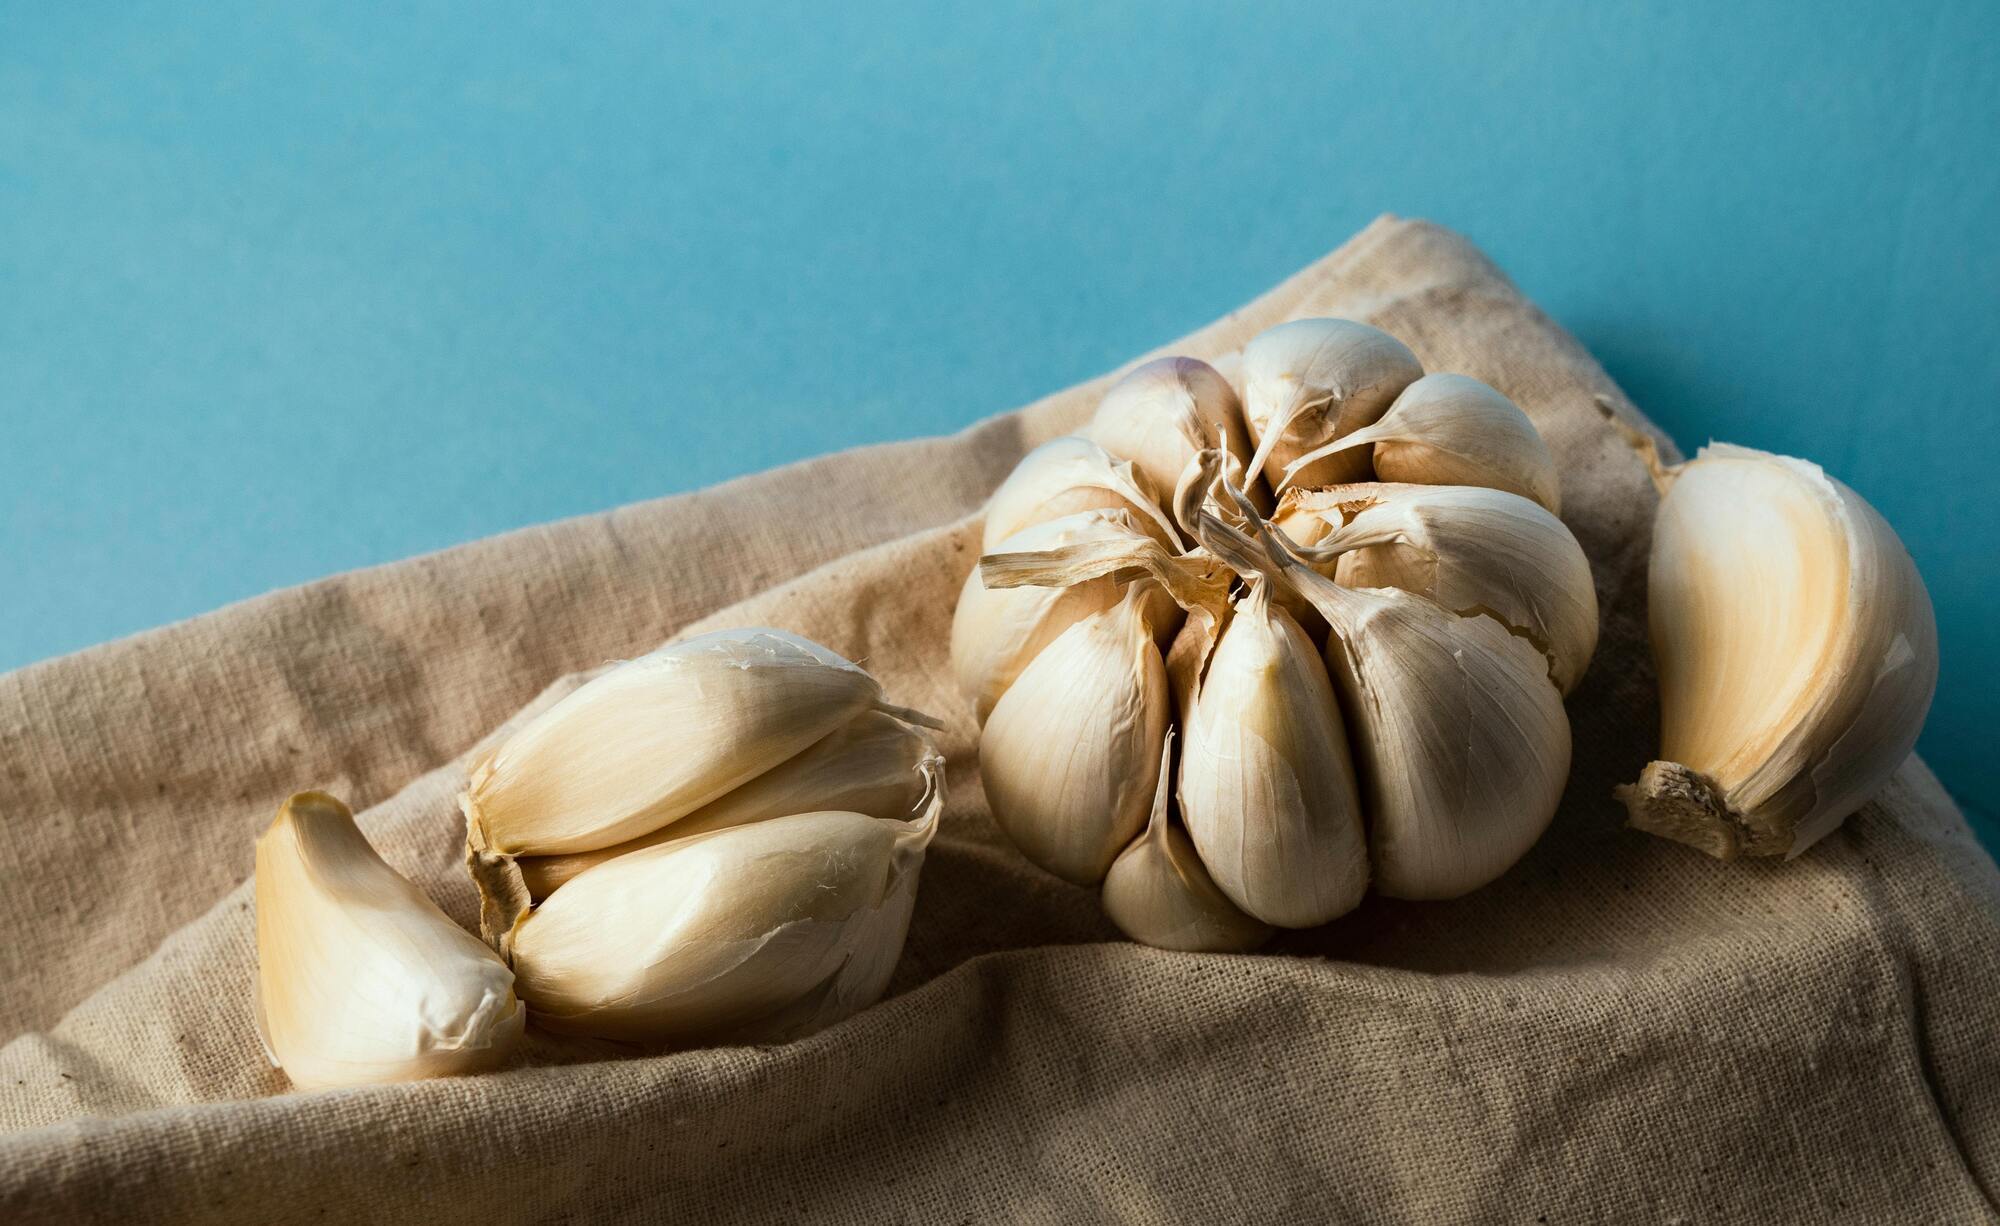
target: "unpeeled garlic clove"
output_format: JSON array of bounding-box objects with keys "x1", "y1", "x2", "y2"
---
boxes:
[
  {"x1": 1084, "y1": 356, "x2": 1260, "y2": 507},
  {"x1": 1282, "y1": 374, "x2": 1560, "y2": 513},
  {"x1": 462, "y1": 628, "x2": 939, "y2": 857},
  {"x1": 508, "y1": 769, "x2": 941, "y2": 1044},
  {"x1": 979, "y1": 586, "x2": 1170, "y2": 885},
  {"x1": 255, "y1": 791, "x2": 523, "y2": 1091},
  {"x1": 1615, "y1": 444, "x2": 1937, "y2": 859},
  {"x1": 1241, "y1": 318, "x2": 1424, "y2": 491},
  {"x1": 1102, "y1": 735, "x2": 1273, "y2": 953},
  {"x1": 981, "y1": 436, "x2": 1181, "y2": 552},
  {"x1": 517, "y1": 710, "x2": 942, "y2": 900}
]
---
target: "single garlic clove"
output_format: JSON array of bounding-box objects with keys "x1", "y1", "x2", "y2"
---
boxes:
[
  {"x1": 1178, "y1": 580, "x2": 1369, "y2": 927},
  {"x1": 517, "y1": 710, "x2": 941, "y2": 901},
  {"x1": 1615, "y1": 444, "x2": 1937, "y2": 859},
  {"x1": 462, "y1": 628, "x2": 938, "y2": 857},
  {"x1": 1102, "y1": 734, "x2": 1273, "y2": 953},
  {"x1": 1280, "y1": 482, "x2": 1599, "y2": 694},
  {"x1": 980, "y1": 587, "x2": 1170, "y2": 885},
  {"x1": 950, "y1": 509, "x2": 1182, "y2": 722},
  {"x1": 1240, "y1": 318, "x2": 1424, "y2": 491},
  {"x1": 981, "y1": 436, "x2": 1181, "y2": 552},
  {"x1": 255, "y1": 791, "x2": 524, "y2": 1091},
  {"x1": 509, "y1": 769, "x2": 943, "y2": 1044},
  {"x1": 1282, "y1": 374, "x2": 1561, "y2": 513},
  {"x1": 1084, "y1": 356, "x2": 1259, "y2": 506}
]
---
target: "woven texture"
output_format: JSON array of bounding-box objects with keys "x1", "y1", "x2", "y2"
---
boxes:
[{"x1": 2, "y1": 217, "x2": 1995, "y2": 1224}]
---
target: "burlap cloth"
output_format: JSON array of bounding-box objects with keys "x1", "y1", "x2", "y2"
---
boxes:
[{"x1": 2, "y1": 217, "x2": 1995, "y2": 1224}]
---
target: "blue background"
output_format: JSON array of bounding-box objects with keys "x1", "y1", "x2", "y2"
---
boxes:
[{"x1": 3, "y1": 3, "x2": 1995, "y2": 839}]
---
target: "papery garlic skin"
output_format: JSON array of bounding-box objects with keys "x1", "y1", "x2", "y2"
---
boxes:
[
  {"x1": 1085, "y1": 357, "x2": 1257, "y2": 503},
  {"x1": 1617, "y1": 444, "x2": 1937, "y2": 859},
  {"x1": 1178, "y1": 582, "x2": 1369, "y2": 927},
  {"x1": 464, "y1": 629, "x2": 931, "y2": 856},
  {"x1": 1241, "y1": 318, "x2": 1424, "y2": 490},
  {"x1": 510, "y1": 792, "x2": 940, "y2": 1044},
  {"x1": 1102, "y1": 737, "x2": 1272, "y2": 953},
  {"x1": 256, "y1": 791, "x2": 523, "y2": 1091},
  {"x1": 981, "y1": 436, "x2": 1180, "y2": 552},
  {"x1": 517, "y1": 711, "x2": 940, "y2": 900},
  {"x1": 980, "y1": 588, "x2": 1170, "y2": 885}
]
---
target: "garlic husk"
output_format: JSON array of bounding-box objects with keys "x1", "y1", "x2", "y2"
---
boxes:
[
  {"x1": 462, "y1": 628, "x2": 938, "y2": 857},
  {"x1": 1178, "y1": 580, "x2": 1369, "y2": 927},
  {"x1": 1281, "y1": 373, "x2": 1560, "y2": 513},
  {"x1": 255, "y1": 791, "x2": 524, "y2": 1091},
  {"x1": 1277, "y1": 483, "x2": 1599, "y2": 694},
  {"x1": 951, "y1": 509, "x2": 1181, "y2": 722},
  {"x1": 517, "y1": 711, "x2": 941, "y2": 900},
  {"x1": 1241, "y1": 318, "x2": 1424, "y2": 490},
  {"x1": 1084, "y1": 356, "x2": 1260, "y2": 507},
  {"x1": 1102, "y1": 735, "x2": 1273, "y2": 953},
  {"x1": 981, "y1": 436, "x2": 1181, "y2": 552},
  {"x1": 979, "y1": 585, "x2": 1170, "y2": 885},
  {"x1": 508, "y1": 765, "x2": 942, "y2": 1043},
  {"x1": 1615, "y1": 444, "x2": 1937, "y2": 859}
]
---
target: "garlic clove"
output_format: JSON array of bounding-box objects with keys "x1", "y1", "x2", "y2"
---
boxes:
[
  {"x1": 517, "y1": 710, "x2": 941, "y2": 900},
  {"x1": 1084, "y1": 356, "x2": 1260, "y2": 507},
  {"x1": 980, "y1": 586, "x2": 1170, "y2": 885},
  {"x1": 462, "y1": 628, "x2": 939, "y2": 857},
  {"x1": 1281, "y1": 374, "x2": 1561, "y2": 513},
  {"x1": 1178, "y1": 580, "x2": 1369, "y2": 927},
  {"x1": 950, "y1": 509, "x2": 1182, "y2": 722},
  {"x1": 1241, "y1": 318, "x2": 1424, "y2": 491},
  {"x1": 1615, "y1": 444, "x2": 1937, "y2": 859},
  {"x1": 1102, "y1": 735, "x2": 1273, "y2": 953},
  {"x1": 255, "y1": 791, "x2": 524, "y2": 1091},
  {"x1": 509, "y1": 769, "x2": 942, "y2": 1044},
  {"x1": 981, "y1": 436, "x2": 1181, "y2": 552},
  {"x1": 1280, "y1": 483, "x2": 1599, "y2": 694}
]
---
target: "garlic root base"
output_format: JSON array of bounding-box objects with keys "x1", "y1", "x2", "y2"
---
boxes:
[{"x1": 1616, "y1": 760, "x2": 1787, "y2": 861}]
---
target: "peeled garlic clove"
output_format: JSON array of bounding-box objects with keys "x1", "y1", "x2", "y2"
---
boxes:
[
  {"x1": 517, "y1": 710, "x2": 941, "y2": 900},
  {"x1": 1241, "y1": 318, "x2": 1424, "y2": 490},
  {"x1": 463, "y1": 628, "x2": 937, "y2": 856},
  {"x1": 981, "y1": 436, "x2": 1180, "y2": 552},
  {"x1": 950, "y1": 509, "x2": 1181, "y2": 722},
  {"x1": 1616, "y1": 444, "x2": 1937, "y2": 859},
  {"x1": 509, "y1": 772, "x2": 942, "y2": 1043},
  {"x1": 1283, "y1": 374, "x2": 1560, "y2": 512},
  {"x1": 1102, "y1": 735, "x2": 1273, "y2": 953},
  {"x1": 980, "y1": 587, "x2": 1170, "y2": 885},
  {"x1": 255, "y1": 791, "x2": 523, "y2": 1090},
  {"x1": 1084, "y1": 356, "x2": 1258, "y2": 504},
  {"x1": 1179, "y1": 581, "x2": 1369, "y2": 927},
  {"x1": 1282, "y1": 483, "x2": 1599, "y2": 694}
]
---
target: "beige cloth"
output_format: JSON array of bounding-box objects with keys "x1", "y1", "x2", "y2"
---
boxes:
[{"x1": 2, "y1": 217, "x2": 1995, "y2": 1224}]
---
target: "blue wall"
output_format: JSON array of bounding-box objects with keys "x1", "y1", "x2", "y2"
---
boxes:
[{"x1": 4, "y1": 2, "x2": 1995, "y2": 837}]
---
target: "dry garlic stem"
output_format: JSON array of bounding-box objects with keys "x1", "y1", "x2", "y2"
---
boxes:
[
  {"x1": 508, "y1": 764, "x2": 943, "y2": 1043},
  {"x1": 1241, "y1": 318, "x2": 1424, "y2": 490},
  {"x1": 463, "y1": 628, "x2": 939, "y2": 857},
  {"x1": 1102, "y1": 736, "x2": 1273, "y2": 953},
  {"x1": 1085, "y1": 356, "x2": 1259, "y2": 506},
  {"x1": 982, "y1": 436, "x2": 1180, "y2": 551},
  {"x1": 255, "y1": 792, "x2": 523, "y2": 1090},
  {"x1": 517, "y1": 711, "x2": 941, "y2": 900},
  {"x1": 1281, "y1": 373, "x2": 1560, "y2": 513},
  {"x1": 1278, "y1": 483, "x2": 1599, "y2": 694},
  {"x1": 1616, "y1": 444, "x2": 1937, "y2": 859}
]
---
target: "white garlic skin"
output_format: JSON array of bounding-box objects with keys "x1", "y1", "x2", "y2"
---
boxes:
[
  {"x1": 256, "y1": 792, "x2": 523, "y2": 1091},
  {"x1": 981, "y1": 436, "x2": 1179, "y2": 552},
  {"x1": 1241, "y1": 318, "x2": 1424, "y2": 490},
  {"x1": 1085, "y1": 356, "x2": 1257, "y2": 502}
]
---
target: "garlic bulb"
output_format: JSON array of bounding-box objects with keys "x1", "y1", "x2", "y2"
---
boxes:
[
  {"x1": 1281, "y1": 373, "x2": 1561, "y2": 512},
  {"x1": 1277, "y1": 483, "x2": 1599, "y2": 693},
  {"x1": 508, "y1": 766, "x2": 942, "y2": 1043},
  {"x1": 980, "y1": 586, "x2": 1171, "y2": 884},
  {"x1": 1084, "y1": 356, "x2": 1258, "y2": 503},
  {"x1": 1178, "y1": 579, "x2": 1369, "y2": 926},
  {"x1": 1241, "y1": 318, "x2": 1424, "y2": 490},
  {"x1": 463, "y1": 628, "x2": 939, "y2": 857},
  {"x1": 1102, "y1": 737, "x2": 1273, "y2": 953},
  {"x1": 1616, "y1": 443, "x2": 1937, "y2": 859},
  {"x1": 516, "y1": 710, "x2": 941, "y2": 900},
  {"x1": 255, "y1": 791, "x2": 523, "y2": 1091},
  {"x1": 981, "y1": 436, "x2": 1181, "y2": 551},
  {"x1": 951, "y1": 509, "x2": 1181, "y2": 722}
]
